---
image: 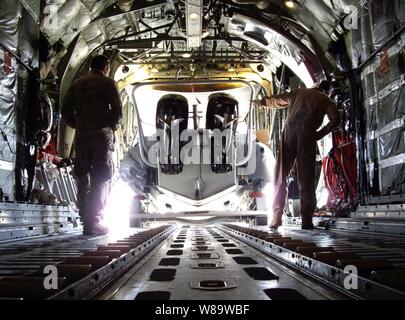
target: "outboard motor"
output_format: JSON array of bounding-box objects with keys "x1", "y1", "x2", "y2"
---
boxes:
[
  {"x1": 156, "y1": 94, "x2": 189, "y2": 174},
  {"x1": 206, "y1": 93, "x2": 239, "y2": 173}
]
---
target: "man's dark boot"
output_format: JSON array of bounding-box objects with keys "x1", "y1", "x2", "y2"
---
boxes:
[
  {"x1": 83, "y1": 223, "x2": 109, "y2": 236},
  {"x1": 301, "y1": 220, "x2": 314, "y2": 230},
  {"x1": 269, "y1": 214, "x2": 283, "y2": 230}
]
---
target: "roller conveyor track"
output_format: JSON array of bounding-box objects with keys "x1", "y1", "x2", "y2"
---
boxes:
[
  {"x1": 0, "y1": 226, "x2": 176, "y2": 300},
  {"x1": 0, "y1": 224, "x2": 405, "y2": 300},
  {"x1": 221, "y1": 224, "x2": 405, "y2": 300}
]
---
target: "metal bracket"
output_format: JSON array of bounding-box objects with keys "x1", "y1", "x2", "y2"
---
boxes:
[
  {"x1": 190, "y1": 280, "x2": 237, "y2": 290},
  {"x1": 190, "y1": 262, "x2": 225, "y2": 269},
  {"x1": 190, "y1": 252, "x2": 220, "y2": 259}
]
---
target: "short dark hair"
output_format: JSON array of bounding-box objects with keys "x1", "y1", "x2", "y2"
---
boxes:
[
  {"x1": 318, "y1": 80, "x2": 331, "y2": 94},
  {"x1": 90, "y1": 55, "x2": 110, "y2": 71}
]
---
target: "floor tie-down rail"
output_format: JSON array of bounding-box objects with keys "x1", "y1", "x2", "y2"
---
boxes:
[
  {"x1": 220, "y1": 224, "x2": 405, "y2": 300},
  {"x1": 101, "y1": 225, "x2": 346, "y2": 300}
]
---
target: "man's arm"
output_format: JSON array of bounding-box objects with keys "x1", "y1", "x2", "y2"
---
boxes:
[
  {"x1": 260, "y1": 92, "x2": 294, "y2": 109},
  {"x1": 61, "y1": 85, "x2": 77, "y2": 129},
  {"x1": 108, "y1": 81, "x2": 123, "y2": 130},
  {"x1": 315, "y1": 101, "x2": 340, "y2": 141}
]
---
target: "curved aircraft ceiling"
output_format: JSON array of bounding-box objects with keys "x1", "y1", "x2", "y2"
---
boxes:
[{"x1": 39, "y1": 0, "x2": 358, "y2": 95}]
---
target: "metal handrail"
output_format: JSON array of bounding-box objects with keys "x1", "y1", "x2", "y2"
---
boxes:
[{"x1": 131, "y1": 79, "x2": 256, "y2": 168}]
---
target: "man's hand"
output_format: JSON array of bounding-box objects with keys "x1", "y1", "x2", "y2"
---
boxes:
[
  {"x1": 255, "y1": 97, "x2": 271, "y2": 109},
  {"x1": 260, "y1": 96, "x2": 269, "y2": 105},
  {"x1": 254, "y1": 97, "x2": 267, "y2": 106},
  {"x1": 254, "y1": 103, "x2": 267, "y2": 111}
]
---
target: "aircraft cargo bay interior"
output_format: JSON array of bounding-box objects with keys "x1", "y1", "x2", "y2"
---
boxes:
[{"x1": 0, "y1": 0, "x2": 404, "y2": 303}]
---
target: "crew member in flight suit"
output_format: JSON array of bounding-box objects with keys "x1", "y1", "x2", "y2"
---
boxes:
[
  {"x1": 62, "y1": 55, "x2": 122, "y2": 236},
  {"x1": 260, "y1": 81, "x2": 340, "y2": 230}
]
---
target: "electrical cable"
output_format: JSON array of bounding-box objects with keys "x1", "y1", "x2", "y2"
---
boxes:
[{"x1": 0, "y1": 127, "x2": 16, "y2": 154}]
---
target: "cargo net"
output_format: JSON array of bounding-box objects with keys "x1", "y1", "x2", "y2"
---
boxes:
[
  {"x1": 0, "y1": 49, "x2": 17, "y2": 201},
  {"x1": 361, "y1": 35, "x2": 405, "y2": 198}
]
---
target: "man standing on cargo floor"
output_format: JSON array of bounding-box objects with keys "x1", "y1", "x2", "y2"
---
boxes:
[
  {"x1": 260, "y1": 81, "x2": 339, "y2": 230},
  {"x1": 62, "y1": 55, "x2": 122, "y2": 236}
]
